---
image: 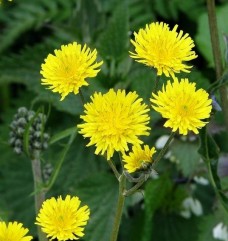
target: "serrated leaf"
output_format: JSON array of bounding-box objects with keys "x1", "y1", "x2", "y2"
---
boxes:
[
  {"x1": 142, "y1": 175, "x2": 172, "y2": 241},
  {"x1": 195, "y1": 3, "x2": 228, "y2": 67},
  {"x1": 152, "y1": 213, "x2": 200, "y2": 241},
  {"x1": 72, "y1": 172, "x2": 118, "y2": 241},
  {"x1": 171, "y1": 139, "x2": 201, "y2": 176},
  {"x1": 98, "y1": 0, "x2": 129, "y2": 60}
]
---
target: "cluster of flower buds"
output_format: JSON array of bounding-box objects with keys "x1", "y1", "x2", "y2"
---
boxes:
[
  {"x1": 42, "y1": 162, "x2": 53, "y2": 182},
  {"x1": 9, "y1": 107, "x2": 49, "y2": 154}
]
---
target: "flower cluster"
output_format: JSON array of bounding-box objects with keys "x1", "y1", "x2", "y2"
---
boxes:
[
  {"x1": 9, "y1": 107, "x2": 49, "y2": 154},
  {"x1": 40, "y1": 23, "x2": 212, "y2": 174}
]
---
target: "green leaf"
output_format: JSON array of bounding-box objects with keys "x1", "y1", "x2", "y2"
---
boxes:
[
  {"x1": 0, "y1": 0, "x2": 75, "y2": 53},
  {"x1": 142, "y1": 175, "x2": 172, "y2": 241},
  {"x1": 174, "y1": 0, "x2": 205, "y2": 21},
  {"x1": 45, "y1": 129, "x2": 77, "y2": 192},
  {"x1": 49, "y1": 126, "x2": 76, "y2": 145},
  {"x1": 196, "y1": 3, "x2": 228, "y2": 67},
  {"x1": 198, "y1": 127, "x2": 228, "y2": 212},
  {"x1": 197, "y1": 215, "x2": 220, "y2": 241},
  {"x1": 198, "y1": 127, "x2": 219, "y2": 161},
  {"x1": 129, "y1": 65, "x2": 156, "y2": 103},
  {"x1": 72, "y1": 172, "x2": 118, "y2": 241},
  {"x1": 152, "y1": 0, "x2": 178, "y2": 20},
  {"x1": 98, "y1": 0, "x2": 129, "y2": 60},
  {"x1": 171, "y1": 139, "x2": 201, "y2": 176},
  {"x1": 152, "y1": 213, "x2": 201, "y2": 241}
]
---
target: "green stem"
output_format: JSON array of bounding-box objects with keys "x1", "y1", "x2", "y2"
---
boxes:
[
  {"x1": 31, "y1": 150, "x2": 47, "y2": 241},
  {"x1": 124, "y1": 171, "x2": 145, "y2": 183},
  {"x1": 207, "y1": 0, "x2": 228, "y2": 132},
  {"x1": 123, "y1": 175, "x2": 148, "y2": 197},
  {"x1": 110, "y1": 174, "x2": 126, "y2": 241},
  {"x1": 107, "y1": 159, "x2": 121, "y2": 180},
  {"x1": 153, "y1": 132, "x2": 175, "y2": 167}
]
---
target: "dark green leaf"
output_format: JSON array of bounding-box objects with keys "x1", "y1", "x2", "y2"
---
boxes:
[
  {"x1": 98, "y1": 0, "x2": 129, "y2": 60},
  {"x1": 142, "y1": 175, "x2": 172, "y2": 241},
  {"x1": 171, "y1": 139, "x2": 201, "y2": 176},
  {"x1": 198, "y1": 127, "x2": 228, "y2": 212},
  {"x1": 72, "y1": 172, "x2": 118, "y2": 241}
]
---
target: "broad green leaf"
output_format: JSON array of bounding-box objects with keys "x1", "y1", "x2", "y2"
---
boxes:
[
  {"x1": 197, "y1": 215, "x2": 220, "y2": 241},
  {"x1": 98, "y1": 0, "x2": 129, "y2": 60},
  {"x1": 129, "y1": 65, "x2": 157, "y2": 103},
  {"x1": 142, "y1": 175, "x2": 172, "y2": 241},
  {"x1": 171, "y1": 139, "x2": 201, "y2": 176},
  {"x1": 0, "y1": 150, "x2": 35, "y2": 234},
  {"x1": 174, "y1": 0, "x2": 205, "y2": 21},
  {"x1": 72, "y1": 172, "x2": 118, "y2": 241},
  {"x1": 152, "y1": 213, "x2": 201, "y2": 241},
  {"x1": 152, "y1": 0, "x2": 178, "y2": 20},
  {"x1": 196, "y1": 3, "x2": 228, "y2": 67}
]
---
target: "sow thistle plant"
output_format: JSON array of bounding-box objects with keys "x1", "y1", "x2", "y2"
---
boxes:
[{"x1": 6, "y1": 18, "x2": 224, "y2": 241}]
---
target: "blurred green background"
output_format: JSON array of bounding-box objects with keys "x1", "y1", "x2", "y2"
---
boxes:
[{"x1": 0, "y1": 0, "x2": 228, "y2": 240}]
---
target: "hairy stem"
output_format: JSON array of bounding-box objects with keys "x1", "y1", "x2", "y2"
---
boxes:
[
  {"x1": 110, "y1": 174, "x2": 126, "y2": 241},
  {"x1": 31, "y1": 150, "x2": 47, "y2": 241},
  {"x1": 207, "y1": 0, "x2": 228, "y2": 131}
]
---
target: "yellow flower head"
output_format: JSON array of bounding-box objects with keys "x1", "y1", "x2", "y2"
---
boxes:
[
  {"x1": 130, "y1": 22, "x2": 197, "y2": 78},
  {"x1": 78, "y1": 89, "x2": 151, "y2": 160},
  {"x1": 150, "y1": 78, "x2": 212, "y2": 135},
  {"x1": 0, "y1": 221, "x2": 33, "y2": 241},
  {"x1": 41, "y1": 42, "x2": 103, "y2": 100},
  {"x1": 123, "y1": 145, "x2": 156, "y2": 173},
  {"x1": 35, "y1": 195, "x2": 90, "y2": 241}
]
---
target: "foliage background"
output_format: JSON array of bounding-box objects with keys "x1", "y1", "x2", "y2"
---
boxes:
[{"x1": 0, "y1": 0, "x2": 228, "y2": 240}]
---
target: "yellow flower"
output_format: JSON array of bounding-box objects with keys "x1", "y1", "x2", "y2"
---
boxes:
[
  {"x1": 150, "y1": 78, "x2": 212, "y2": 135},
  {"x1": 35, "y1": 195, "x2": 90, "y2": 241},
  {"x1": 0, "y1": 221, "x2": 33, "y2": 241},
  {"x1": 130, "y1": 22, "x2": 197, "y2": 78},
  {"x1": 41, "y1": 42, "x2": 103, "y2": 100},
  {"x1": 78, "y1": 89, "x2": 151, "y2": 160},
  {"x1": 123, "y1": 145, "x2": 156, "y2": 173}
]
